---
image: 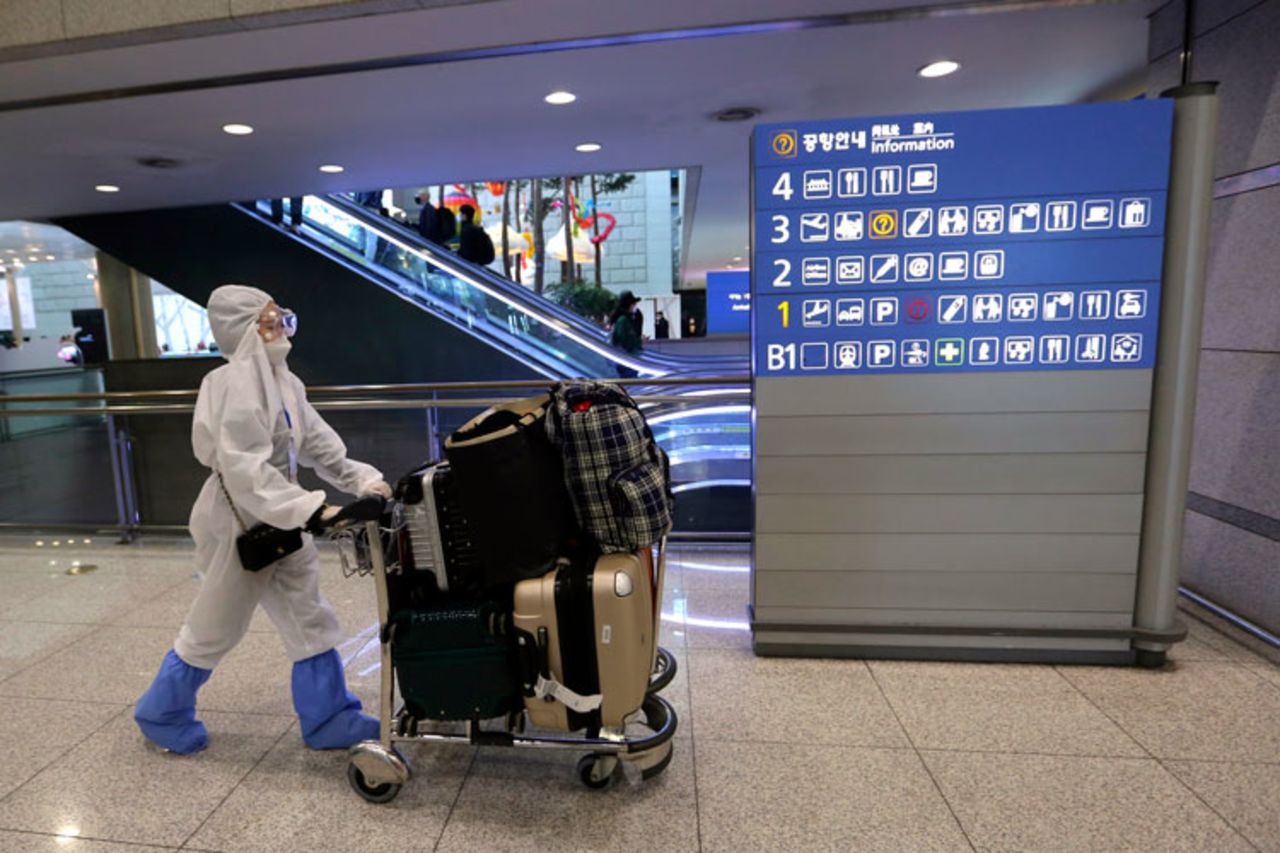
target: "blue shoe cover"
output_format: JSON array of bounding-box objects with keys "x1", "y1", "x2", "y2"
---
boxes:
[
  {"x1": 292, "y1": 649, "x2": 380, "y2": 749},
  {"x1": 134, "y1": 650, "x2": 212, "y2": 755}
]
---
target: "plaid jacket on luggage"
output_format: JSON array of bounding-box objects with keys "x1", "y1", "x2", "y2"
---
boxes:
[{"x1": 545, "y1": 382, "x2": 673, "y2": 552}]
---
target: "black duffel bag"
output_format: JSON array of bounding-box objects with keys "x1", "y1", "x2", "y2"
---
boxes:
[{"x1": 444, "y1": 394, "x2": 577, "y2": 589}]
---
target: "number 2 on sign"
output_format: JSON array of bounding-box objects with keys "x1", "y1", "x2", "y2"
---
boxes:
[
  {"x1": 777, "y1": 300, "x2": 790, "y2": 328},
  {"x1": 772, "y1": 259, "x2": 792, "y2": 288}
]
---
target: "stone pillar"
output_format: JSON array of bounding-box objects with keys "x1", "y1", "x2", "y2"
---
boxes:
[
  {"x1": 96, "y1": 252, "x2": 158, "y2": 360},
  {"x1": 4, "y1": 266, "x2": 21, "y2": 347}
]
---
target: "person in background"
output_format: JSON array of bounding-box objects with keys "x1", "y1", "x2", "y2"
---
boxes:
[
  {"x1": 457, "y1": 204, "x2": 496, "y2": 266},
  {"x1": 686, "y1": 316, "x2": 699, "y2": 338},
  {"x1": 350, "y1": 190, "x2": 383, "y2": 261},
  {"x1": 654, "y1": 311, "x2": 670, "y2": 340},
  {"x1": 57, "y1": 335, "x2": 84, "y2": 366},
  {"x1": 415, "y1": 192, "x2": 445, "y2": 245},
  {"x1": 609, "y1": 290, "x2": 643, "y2": 379},
  {"x1": 353, "y1": 190, "x2": 381, "y2": 212},
  {"x1": 133, "y1": 284, "x2": 391, "y2": 755},
  {"x1": 270, "y1": 197, "x2": 303, "y2": 231},
  {"x1": 438, "y1": 199, "x2": 457, "y2": 248}
]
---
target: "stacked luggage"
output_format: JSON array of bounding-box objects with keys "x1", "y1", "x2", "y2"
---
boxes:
[{"x1": 345, "y1": 382, "x2": 677, "y2": 801}]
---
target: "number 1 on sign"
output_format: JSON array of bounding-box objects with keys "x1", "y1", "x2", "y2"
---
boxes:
[{"x1": 777, "y1": 300, "x2": 790, "y2": 328}]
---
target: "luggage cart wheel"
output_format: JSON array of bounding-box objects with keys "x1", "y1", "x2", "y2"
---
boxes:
[
  {"x1": 648, "y1": 646, "x2": 678, "y2": 695},
  {"x1": 577, "y1": 754, "x2": 619, "y2": 790},
  {"x1": 348, "y1": 763, "x2": 402, "y2": 804}
]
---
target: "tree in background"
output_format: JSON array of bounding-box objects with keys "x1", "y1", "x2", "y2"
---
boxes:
[
  {"x1": 494, "y1": 172, "x2": 637, "y2": 298},
  {"x1": 561, "y1": 175, "x2": 575, "y2": 279},
  {"x1": 531, "y1": 179, "x2": 546, "y2": 293},
  {"x1": 501, "y1": 182, "x2": 512, "y2": 279},
  {"x1": 588, "y1": 173, "x2": 634, "y2": 286},
  {"x1": 546, "y1": 278, "x2": 618, "y2": 324},
  {"x1": 512, "y1": 180, "x2": 523, "y2": 285}
]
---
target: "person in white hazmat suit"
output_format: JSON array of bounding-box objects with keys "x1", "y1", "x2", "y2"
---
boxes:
[{"x1": 134, "y1": 284, "x2": 391, "y2": 754}]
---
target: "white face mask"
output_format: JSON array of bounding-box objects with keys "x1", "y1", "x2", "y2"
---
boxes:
[{"x1": 264, "y1": 335, "x2": 292, "y2": 365}]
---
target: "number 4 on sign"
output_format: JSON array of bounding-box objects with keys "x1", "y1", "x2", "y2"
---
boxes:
[{"x1": 772, "y1": 172, "x2": 794, "y2": 201}]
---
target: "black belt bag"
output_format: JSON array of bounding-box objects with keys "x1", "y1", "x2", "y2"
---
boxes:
[{"x1": 217, "y1": 471, "x2": 304, "y2": 572}]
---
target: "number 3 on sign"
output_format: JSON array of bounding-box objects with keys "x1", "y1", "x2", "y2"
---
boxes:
[
  {"x1": 771, "y1": 172, "x2": 794, "y2": 201},
  {"x1": 777, "y1": 300, "x2": 790, "y2": 328},
  {"x1": 771, "y1": 214, "x2": 789, "y2": 244}
]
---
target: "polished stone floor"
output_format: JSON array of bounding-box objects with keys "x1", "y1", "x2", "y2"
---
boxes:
[{"x1": 0, "y1": 534, "x2": 1277, "y2": 852}]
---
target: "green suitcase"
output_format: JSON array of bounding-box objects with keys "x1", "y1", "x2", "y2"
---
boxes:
[{"x1": 389, "y1": 602, "x2": 522, "y2": 721}]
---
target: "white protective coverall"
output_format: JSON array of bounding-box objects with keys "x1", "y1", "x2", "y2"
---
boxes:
[
  {"x1": 175, "y1": 285, "x2": 384, "y2": 668},
  {"x1": 135, "y1": 284, "x2": 385, "y2": 754}
]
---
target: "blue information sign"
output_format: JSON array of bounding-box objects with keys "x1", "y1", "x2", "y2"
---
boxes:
[
  {"x1": 707, "y1": 270, "x2": 751, "y2": 335},
  {"x1": 751, "y1": 101, "x2": 1173, "y2": 376}
]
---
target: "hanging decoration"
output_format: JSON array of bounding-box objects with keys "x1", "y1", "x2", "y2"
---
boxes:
[
  {"x1": 486, "y1": 221, "x2": 529, "y2": 255},
  {"x1": 443, "y1": 184, "x2": 479, "y2": 217},
  {"x1": 549, "y1": 187, "x2": 617, "y2": 245},
  {"x1": 501, "y1": 179, "x2": 619, "y2": 273},
  {"x1": 545, "y1": 224, "x2": 597, "y2": 263}
]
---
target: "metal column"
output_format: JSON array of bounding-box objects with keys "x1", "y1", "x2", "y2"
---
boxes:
[
  {"x1": 107, "y1": 415, "x2": 142, "y2": 543},
  {"x1": 1132, "y1": 82, "x2": 1220, "y2": 661}
]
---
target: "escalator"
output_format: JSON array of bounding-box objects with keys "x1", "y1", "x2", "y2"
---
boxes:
[
  {"x1": 58, "y1": 194, "x2": 750, "y2": 534},
  {"x1": 254, "y1": 193, "x2": 746, "y2": 379}
]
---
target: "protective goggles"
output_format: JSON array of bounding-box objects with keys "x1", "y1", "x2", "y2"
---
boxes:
[{"x1": 258, "y1": 306, "x2": 298, "y2": 341}]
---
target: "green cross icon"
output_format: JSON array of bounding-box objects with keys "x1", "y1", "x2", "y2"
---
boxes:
[{"x1": 936, "y1": 338, "x2": 965, "y2": 366}]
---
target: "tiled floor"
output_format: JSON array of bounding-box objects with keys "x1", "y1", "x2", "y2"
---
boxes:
[{"x1": 0, "y1": 536, "x2": 1278, "y2": 852}]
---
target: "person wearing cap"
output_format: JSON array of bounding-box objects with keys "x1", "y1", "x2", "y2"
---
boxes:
[{"x1": 609, "y1": 290, "x2": 643, "y2": 378}]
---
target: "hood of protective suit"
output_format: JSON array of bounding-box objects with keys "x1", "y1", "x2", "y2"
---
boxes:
[
  {"x1": 209, "y1": 284, "x2": 272, "y2": 358},
  {"x1": 197, "y1": 285, "x2": 303, "y2": 464}
]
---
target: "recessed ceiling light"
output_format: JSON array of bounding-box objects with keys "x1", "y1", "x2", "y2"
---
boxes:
[
  {"x1": 222, "y1": 123, "x2": 254, "y2": 136},
  {"x1": 575, "y1": 143, "x2": 602, "y2": 153},
  {"x1": 95, "y1": 184, "x2": 120, "y2": 193},
  {"x1": 45, "y1": 254, "x2": 54, "y2": 260},
  {"x1": 545, "y1": 91, "x2": 576, "y2": 105},
  {"x1": 137, "y1": 156, "x2": 184, "y2": 170},
  {"x1": 732, "y1": 256, "x2": 743, "y2": 261},
  {"x1": 918, "y1": 60, "x2": 960, "y2": 79},
  {"x1": 714, "y1": 107, "x2": 759, "y2": 123},
  {"x1": 319, "y1": 164, "x2": 345, "y2": 173},
  {"x1": 28, "y1": 255, "x2": 38, "y2": 261}
]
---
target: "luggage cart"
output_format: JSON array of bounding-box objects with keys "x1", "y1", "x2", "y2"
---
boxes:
[{"x1": 334, "y1": 518, "x2": 679, "y2": 803}]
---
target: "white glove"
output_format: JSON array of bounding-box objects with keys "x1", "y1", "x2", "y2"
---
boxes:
[{"x1": 362, "y1": 480, "x2": 393, "y2": 500}]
